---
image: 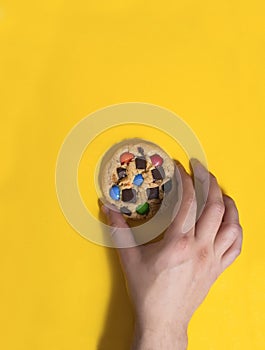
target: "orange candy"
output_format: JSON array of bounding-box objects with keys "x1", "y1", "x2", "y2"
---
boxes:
[{"x1": 120, "y1": 152, "x2": 134, "y2": 164}]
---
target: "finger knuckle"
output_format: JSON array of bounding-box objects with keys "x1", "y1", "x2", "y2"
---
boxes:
[
  {"x1": 208, "y1": 200, "x2": 225, "y2": 215},
  {"x1": 221, "y1": 222, "x2": 242, "y2": 240},
  {"x1": 198, "y1": 246, "x2": 209, "y2": 261},
  {"x1": 176, "y1": 235, "x2": 191, "y2": 251},
  {"x1": 228, "y1": 223, "x2": 243, "y2": 237},
  {"x1": 234, "y1": 246, "x2": 242, "y2": 258}
]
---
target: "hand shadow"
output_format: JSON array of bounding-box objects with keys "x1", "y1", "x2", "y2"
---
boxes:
[
  {"x1": 96, "y1": 204, "x2": 135, "y2": 350},
  {"x1": 96, "y1": 202, "x2": 165, "y2": 350}
]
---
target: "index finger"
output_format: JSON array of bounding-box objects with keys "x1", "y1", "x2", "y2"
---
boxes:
[
  {"x1": 191, "y1": 159, "x2": 225, "y2": 243},
  {"x1": 164, "y1": 161, "x2": 197, "y2": 243}
]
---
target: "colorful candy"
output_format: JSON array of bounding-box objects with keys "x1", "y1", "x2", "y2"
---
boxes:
[
  {"x1": 133, "y1": 174, "x2": 144, "y2": 186},
  {"x1": 109, "y1": 185, "x2": 120, "y2": 200},
  {"x1": 108, "y1": 147, "x2": 172, "y2": 217},
  {"x1": 136, "y1": 202, "x2": 150, "y2": 215},
  {"x1": 150, "y1": 154, "x2": 163, "y2": 166},
  {"x1": 120, "y1": 152, "x2": 134, "y2": 164}
]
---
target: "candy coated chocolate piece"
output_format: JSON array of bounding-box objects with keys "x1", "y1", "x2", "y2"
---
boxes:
[
  {"x1": 109, "y1": 185, "x2": 120, "y2": 200},
  {"x1": 133, "y1": 174, "x2": 144, "y2": 186},
  {"x1": 136, "y1": 202, "x2": 150, "y2": 215},
  {"x1": 117, "y1": 167, "x2": 127, "y2": 179},
  {"x1": 122, "y1": 188, "x2": 137, "y2": 203},
  {"x1": 162, "y1": 179, "x2": 172, "y2": 193},
  {"x1": 120, "y1": 152, "x2": 134, "y2": 164},
  {"x1": 120, "y1": 206, "x2": 132, "y2": 216},
  {"x1": 151, "y1": 166, "x2": 165, "y2": 181},
  {"x1": 150, "y1": 154, "x2": 163, "y2": 166},
  {"x1": 135, "y1": 157, "x2": 146, "y2": 169},
  {"x1": 146, "y1": 187, "x2": 159, "y2": 199}
]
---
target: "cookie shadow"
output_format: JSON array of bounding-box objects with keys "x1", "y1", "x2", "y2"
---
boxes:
[{"x1": 96, "y1": 206, "x2": 135, "y2": 350}]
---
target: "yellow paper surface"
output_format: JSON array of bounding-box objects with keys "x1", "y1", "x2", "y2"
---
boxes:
[{"x1": 0, "y1": 1, "x2": 264, "y2": 349}]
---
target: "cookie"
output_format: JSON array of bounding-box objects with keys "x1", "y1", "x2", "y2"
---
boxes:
[{"x1": 99, "y1": 138, "x2": 175, "y2": 221}]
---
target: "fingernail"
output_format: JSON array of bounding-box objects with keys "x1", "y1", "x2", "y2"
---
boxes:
[
  {"x1": 190, "y1": 158, "x2": 208, "y2": 181},
  {"x1": 190, "y1": 158, "x2": 200, "y2": 167},
  {"x1": 190, "y1": 158, "x2": 206, "y2": 171}
]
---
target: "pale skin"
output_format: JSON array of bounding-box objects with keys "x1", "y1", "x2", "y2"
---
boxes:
[{"x1": 101, "y1": 158, "x2": 243, "y2": 350}]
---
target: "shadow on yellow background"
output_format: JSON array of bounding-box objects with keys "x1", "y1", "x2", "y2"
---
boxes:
[
  {"x1": 97, "y1": 208, "x2": 135, "y2": 349},
  {"x1": 0, "y1": 1, "x2": 264, "y2": 349}
]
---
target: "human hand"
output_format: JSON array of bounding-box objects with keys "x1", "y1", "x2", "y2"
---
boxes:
[{"x1": 101, "y1": 159, "x2": 243, "y2": 350}]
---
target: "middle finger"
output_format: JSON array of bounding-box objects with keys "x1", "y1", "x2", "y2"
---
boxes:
[
  {"x1": 191, "y1": 159, "x2": 225, "y2": 243},
  {"x1": 164, "y1": 160, "x2": 197, "y2": 242}
]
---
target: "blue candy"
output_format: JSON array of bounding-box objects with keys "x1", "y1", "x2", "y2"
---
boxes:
[
  {"x1": 109, "y1": 185, "x2": 120, "y2": 200},
  {"x1": 133, "y1": 174, "x2": 144, "y2": 186}
]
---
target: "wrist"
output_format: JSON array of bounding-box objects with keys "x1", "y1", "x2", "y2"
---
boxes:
[{"x1": 131, "y1": 321, "x2": 188, "y2": 350}]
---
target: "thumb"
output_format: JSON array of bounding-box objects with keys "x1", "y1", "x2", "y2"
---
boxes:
[{"x1": 101, "y1": 204, "x2": 141, "y2": 266}]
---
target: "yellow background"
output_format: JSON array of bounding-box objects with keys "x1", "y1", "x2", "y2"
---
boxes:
[{"x1": 0, "y1": 1, "x2": 264, "y2": 349}]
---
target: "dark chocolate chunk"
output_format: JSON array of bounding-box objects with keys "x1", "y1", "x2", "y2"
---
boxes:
[
  {"x1": 137, "y1": 147, "x2": 144, "y2": 155},
  {"x1": 135, "y1": 157, "x2": 146, "y2": 169},
  {"x1": 146, "y1": 187, "x2": 159, "y2": 199},
  {"x1": 116, "y1": 167, "x2": 127, "y2": 179},
  {"x1": 151, "y1": 166, "x2": 165, "y2": 181},
  {"x1": 157, "y1": 166, "x2": 165, "y2": 178},
  {"x1": 162, "y1": 179, "x2": 172, "y2": 193},
  {"x1": 120, "y1": 206, "x2": 132, "y2": 216},
  {"x1": 122, "y1": 188, "x2": 137, "y2": 203}
]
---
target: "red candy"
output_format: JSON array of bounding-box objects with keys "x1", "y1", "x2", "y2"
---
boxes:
[
  {"x1": 120, "y1": 152, "x2": 134, "y2": 164},
  {"x1": 150, "y1": 154, "x2": 163, "y2": 166}
]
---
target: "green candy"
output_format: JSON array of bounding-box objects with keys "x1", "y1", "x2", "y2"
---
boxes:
[{"x1": 136, "y1": 202, "x2": 150, "y2": 215}]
